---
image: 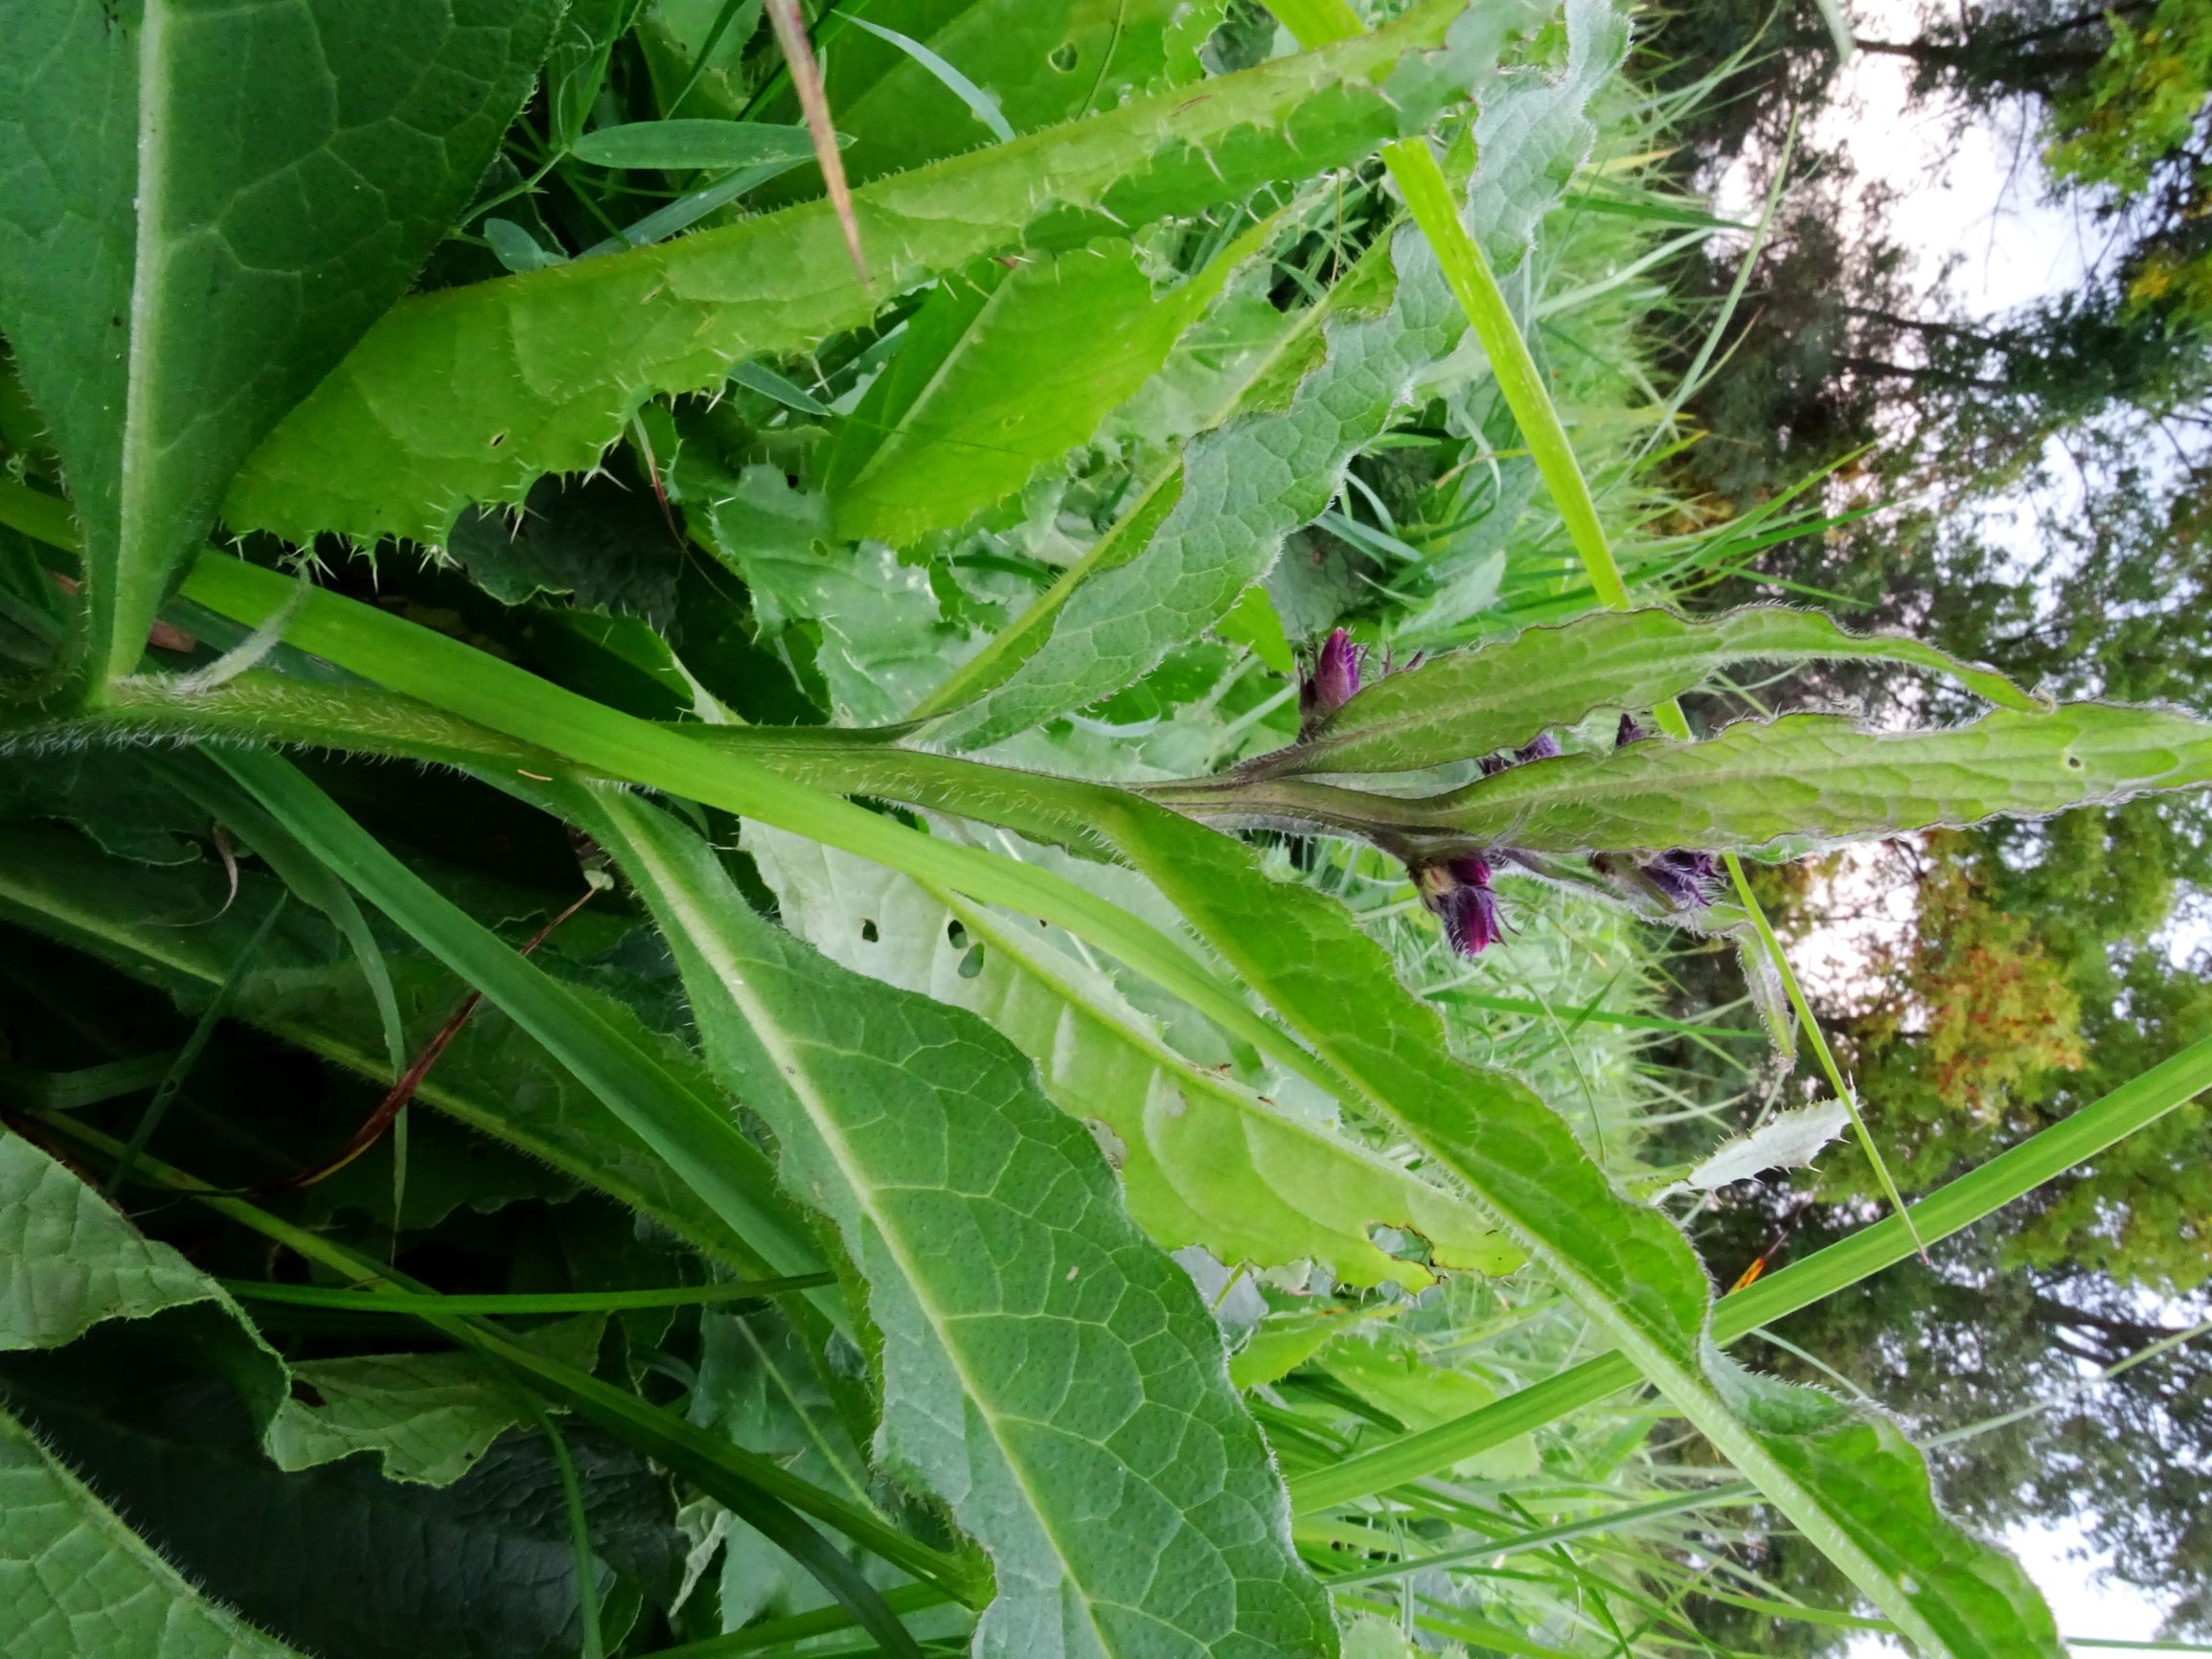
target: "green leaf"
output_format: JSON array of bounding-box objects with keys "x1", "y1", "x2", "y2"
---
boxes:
[
  {"x1": 0, "y1": 818, "x2": 785, "y2": 1278},
  {"x1": 219, "y1": 1, "x2": 1502, "y2": 548},
  {"x1": 742, "y1": 822, "x2": 1517, "y2": 1292},
  {"x1": 1271, "y1": 604, "x2": 2043, "y2": 779},
  {"x1": 565, "y1": 784, "x2": 1340, "y2": 1659},
  {"x1": 767, "y1": 0, "x2": 1213, "y2": 193},
  {"x1": 0, "y1": 1131, "x2": 278, "y2": 1393},
  {"x1": 1463, "y1": 0, "x2": 1630, "y2": 269},
  {"x1": 674, "y1": 736, "x2": 2065, "y2": 1654},
  {"x1": 821, "y1": 231, "x2": 1257, "y2": 548},
  {"x1": 265, "y1": 1315, "x2": 605, "y2": 1488},
  {"x1": 1374, "y1": 701, "x2": 2212, "y2": 854},
  {"x1": 0, "y1": 1403, "x2": 307, "y2": 1659},
  {"x1": 570, "y1": 119, "x2": 819, "y2": 170},
  {"x1": 0, "y1": 0, "x2": 562, "y2": 686}
]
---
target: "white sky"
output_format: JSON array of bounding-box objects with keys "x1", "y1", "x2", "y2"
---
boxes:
[{"x1": 1735, "y1": 6, "x2": 2195, "y2": 1644}]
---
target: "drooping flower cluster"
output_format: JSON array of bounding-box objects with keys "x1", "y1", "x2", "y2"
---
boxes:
[{"x1": 1414, "y1": 852, "x2": 1504, "y2": 956}]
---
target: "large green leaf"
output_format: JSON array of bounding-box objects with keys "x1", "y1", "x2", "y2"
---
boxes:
[
  {"x1": 1225, "y1": 701, "x2": 2212, "y2": 855},
  {"x1": 219, "y1": 1, "x2": 1499, "y2": 548},
  {"x1": 565, "y1": 784, "x2": 1338, "y2": 1659},
  {"x1": 0, "y1": 1403, "x2": 306, "y2": 1659},
  {"x1": 742, "y1": 823, "x2": 1516, "y2": 1291},
  {"x1": 1462, "y1": 0, "x2": 1628, "y2": 269},
  {"x1": 821, "y1": 232, "x2": 1255, "y2": 547},
  {"x1": 0, "y1": 0, "x2": 561, "y2": 687},
  {"x1": 618, "y1": 734, "x2": 2066, "y2": 1655},
  {"x1": 1264, "y1": 604, "x2": 2041, "y2": 779}
]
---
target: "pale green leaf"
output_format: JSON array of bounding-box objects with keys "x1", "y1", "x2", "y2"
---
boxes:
[
  {"x1": 742, "y1": 822, "x2": 1517, "y2": 1292},
  {"x1": 568, "y1": 784, "x2": 1339, "y2": 1659},
  {"x1": 266, "y1": 1316, "x2": 605, "y2": 1487},
  {"x1": 0, "y1": 1404, "x2": 306, "y2": 1659},
  {"x1": 1270, "y1": 604, "x2": 2043, "y2": 780},
  {"x1": 0, "y1": 0, "x2": 561, "y2": 684},
  {"x1": 1378, "y1": 701, "x2": 2212, "y2": 854},
  {"x1": 220, "y1": 2, "x2": 1498, "y2": 548},
  {"x1": 1464, "y1": 0, "x2": 1630, "y2": 269}
]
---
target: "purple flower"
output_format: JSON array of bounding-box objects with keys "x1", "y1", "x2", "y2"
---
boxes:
[
  {"x1": 1642, "y1": 848, "x2": 1722, "y2": 908},
  {"x1": 1616, "y1": 713, "x2": 1652, "y2": 748},
  {"x1": 1299, "y1": 628, "x2": 1365, "y2": 737},
  {"x1": 1416, "y1": 852, "x2": 1506, "y2": 956}
]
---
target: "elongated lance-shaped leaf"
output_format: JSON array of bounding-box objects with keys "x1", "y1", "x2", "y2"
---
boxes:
[
  {"x1": 220, "y1": 0, "x2": 1499, "y2": 549},
  {"x1": 821, "y1": 227, "x2": 1263, "y2": 548},
  {"x1": 742, "y1": 823, "x2": 1518, "y2": 1292},
  {"x1": 202, "y1": 750, "x2": 825, "y2": 1289},
  {"x1": 0, "y1": 818, "x2": 771, "y2": 1274},
  {"x1": 1248, "y1": 702, "x2": 2212, "y2": 857},
  {"x1": 0, "y1": 0, "x2": 562, "y2": 689},
  {"x1": 0, "y1": 1403, "x2": 309, "y2": 1659},
  {"x1": 561, "y1": 783, "x2": 1339, "y2": 1659},
  {"x1": 1259, "y1": 604, "x2": 2042, "y2": 779}
]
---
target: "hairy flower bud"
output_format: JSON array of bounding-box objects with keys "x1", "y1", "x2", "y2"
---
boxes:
[
  {"x1": 1616, "y1": 713, "x2": 1652, "y2": 748},
  {"x1": 1481, "y1": 729, "x2": 1561, "y2": 776},
  {"x1": 1298, "y1": 628, "x2": 1365, "y2": 738},
  {"x1": 1415, "y1": 852, "x2": 1505, "y2": 956},
  {"x1": 1642, "y1": 848, "x2": 1722, "y2": 908}
]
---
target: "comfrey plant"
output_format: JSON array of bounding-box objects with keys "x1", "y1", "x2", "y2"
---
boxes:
[{"x1": 0, "y1": 2, "x2": 2208, "y2": 1657}]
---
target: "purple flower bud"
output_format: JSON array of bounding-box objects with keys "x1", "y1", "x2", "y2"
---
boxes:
[
  {"x1": 1416, "y1": 852, "x2": 1505, "y2": 956},
  {"x1": 1643, "y1": 848, "x2": 1722, "y2": 908},
  {"x1": 1299, "y1": 628, "x2": 1365, "y2": 737},
  {"x1": 1616, "y1": 713, "x2": 1652, "y2": 748},
  {"x1": 1516, "y1": 731, "x2": 1562, "y2": 764}
]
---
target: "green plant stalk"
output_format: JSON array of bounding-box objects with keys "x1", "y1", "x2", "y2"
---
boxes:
[
  {"x1": 1288, "y1": 1022, "x2": 2212, "y2": 1511},
  {"x1": 1264, "y1": 0, "x2": 1924, "y2": 1252},
  {"x1": 27, "y1": 1105, "x2": 978, "y2": 1625},
  {"x1": 174, "y1": 555, "x2": 1347, "y2": 1106}
]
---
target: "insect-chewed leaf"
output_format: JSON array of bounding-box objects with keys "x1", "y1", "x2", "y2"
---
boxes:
[
  {"x1": 1396, "y1": 701, "x2": 2212, "y2": 853},
  {"x1": 0, "y1": 0, "x2": 562, "y2": 686},
  {"x1": 0, "y1": 1404, "x2": 309, "y2": 1659},
  {"x1": 571, "y1": 786, "x2": 1339, "y2": 1659},
  {"x1": 220, "y1": 0, "x2": 1500, "y2": 550},
  {"x1": 1274, "y1": 604, "x2": 2042, "y2": 779},
  {"x1": 743, "y1": 822, "x2": 1519, "y2": 1291}
]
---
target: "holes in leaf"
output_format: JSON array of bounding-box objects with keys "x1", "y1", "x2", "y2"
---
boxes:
[
  {"x1": 946, "y1": 920, "x2": 969, "y2": 949},
  {"x1": 860, "y1": 919, "x2": 879, "y2": 943},
  {"x1": 489, "y1": 431, "x2": 506, "y2": 448},
  {"x1": 1048, "y1": 39, "x2": 1078, "y2": 71},
  {"x1": 957, "y1": 943, "x2": 985, "y2": 979},
  {"x1": 2065, "y1": 754, "x2": 2084, "y2": 769}
]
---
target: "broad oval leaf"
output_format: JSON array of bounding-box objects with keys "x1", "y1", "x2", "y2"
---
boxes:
[
  {"x1": 571, "y1": 785, "x2": 1339, "y2": 1659},
  {"x1": 219, "y1": 0, "x2": 1501, "y2": 548},
  {"x1": 0, "y1": 0, "x2": 562, "y2": 685},
  {"x1": 1273, "y1": 604, "x2": 2042, "y2": 779},
  {"x1": 570, "y1": 118, "x2": 820, "y2": 170}
]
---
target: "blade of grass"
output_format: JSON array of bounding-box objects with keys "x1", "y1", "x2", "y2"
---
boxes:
[{"x1": 221, "y1": 1277, "x2": 834, "y2": 1316}]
